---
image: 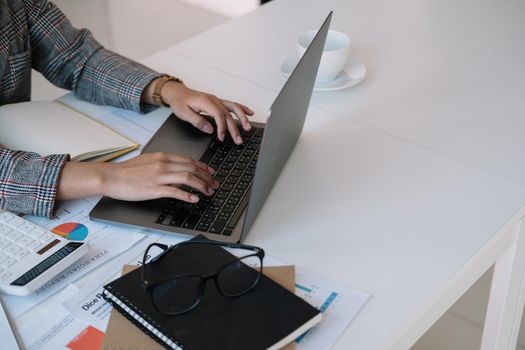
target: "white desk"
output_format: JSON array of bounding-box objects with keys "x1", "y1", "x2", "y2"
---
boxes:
[
  {"x1": 155, "y1": 0, "x2": 525, "y2": 347},
  {"x1": 166, "y1": 0, "x2": 525, "y2": 185},
  {"x1": 139, "y1": 51, "x2": 525, "y2": 349}
]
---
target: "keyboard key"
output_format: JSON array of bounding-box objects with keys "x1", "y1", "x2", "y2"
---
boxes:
[
  {"x1": 218, "y1": 213, "x2": 232, "y2": 221},
  {"x1": 195, "y1": 222, "x2": 211, "y2": 232},
  {"x1": 221, "y1": 183, "x2": 234, "y2": 192},
  {"x1": 209, "y1": 220, "x2": 227, "y2": 234},
  {"x1": 155, "y1": 215, "x2": 166, "y2": 224},
  {"x1": 226, "y1": 176, "x2": 239, "y2": 184},
  {"x1": 182, "y1": 214, "x2": 201, "y2": 229},
  {"x1": 216, "y1": 191, "x2": 229, "y2": 200},
  {"x1": 0, "y1": 253, "x2": 7, "y2": 264}
]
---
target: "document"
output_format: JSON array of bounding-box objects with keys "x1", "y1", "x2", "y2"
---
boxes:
[
  {"x1": 58, "y1": 93, "x2": 171, "y2": 159},
  {"x1": 2, "y1": 197, "x2": 145, "y2": 319},
  {"x1": 294, "y1": 268, "x2": 370, "y2": 350},
  {"x1": 14, "y1": 230, "x2": 369, "y2": 350},
  {"x1": 13, "y1": 232, "x2": 186, "y2": 350}
]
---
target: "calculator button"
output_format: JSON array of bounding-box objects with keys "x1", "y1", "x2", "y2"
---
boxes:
[
  {"x1": 31, "y1": 228, "x2": 48, "y2": 239},
  {"x1": 7, "y1": 216, "x2": 25, "y2": 228},
  {"x1": 0, "y1": 270, "x2": 11, "y2": 281},
  {"x1": 5, "y1": 230, "x2": 23, "y2": 242},
  {"x1": 28, "y1": 241, "x2": 43, "y2": 251},
  {"x1": 0, "y1": 238, "x2": 10, "y2": 249},
  {"x1": 18, "y1": 222, "x2": 36, "y2": 233},
  {"x1": 19, "y1": 236, "x2": 34, "y2": 246},
  {"x1": 1, "y1": 257, "x2": 17, "y2": 268},
  {"x1": 5, "y1": 245, "x2": 21, "y2": 255},
  {"x1": 40, "y1": 233, "x2": 56, "y2": 243},
  {"x1": 0, "y1": 225, "x2": 12, "y2": 235},
  {"x1": 0, "y1": 212, "x2": 13, "y2": 222},
  {"x1": 15, "y1": 250, "x2": 29, "y2": 259}
]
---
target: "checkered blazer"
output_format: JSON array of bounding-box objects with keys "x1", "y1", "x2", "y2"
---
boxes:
[{"x1": 0, "y1": 0, "x2": 160, "y2": 217}]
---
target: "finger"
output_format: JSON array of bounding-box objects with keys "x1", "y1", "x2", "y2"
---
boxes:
[
  {"x1": 239, "y1": 103, "x2": 254, "y2": 115},
  {"x1": 159, "y1": 186, "x2": 200, "y2": 203},
  {"x1": 221, "y1": 100, "x2": 252, "y2": 132},
  {"x1": 204, "y1": 99, "x2": 229, "y2": 142},
  {"x1": 163, "y1": 154, "x2": 215, "y2": 175},
  {"x1": 175, "y1": 106, "x2": 214, "y2": 134},
  {"x1": 224, "y1": 114, "x2": 243, "y2": 145},
  {"x1": 163, "y1": 172, "x2": 214, "y2": 196},
  {"x1": 165, "y1": 163, "x2": 219, "y2": 189}
]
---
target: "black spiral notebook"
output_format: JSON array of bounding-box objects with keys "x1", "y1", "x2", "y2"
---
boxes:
[{"x1": 102, "y1": 237, "x2": 322, "y2": 350}]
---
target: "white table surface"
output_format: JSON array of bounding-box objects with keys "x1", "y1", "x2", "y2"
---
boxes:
[
  {"x1": 165, "y1": 0, "x2": 525, "y2": 185},
  {"x1": 140, "y1": 52, "x2": 525, "y2": 349}
]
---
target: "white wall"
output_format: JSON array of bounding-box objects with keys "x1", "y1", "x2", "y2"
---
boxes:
[{"x1": 181, "y1": 0, "x2": 259, "y2": 17}]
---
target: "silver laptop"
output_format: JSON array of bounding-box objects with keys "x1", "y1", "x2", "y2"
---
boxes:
[{"x1": 90, "y1": 12, "x2": 332, "y2": 243}]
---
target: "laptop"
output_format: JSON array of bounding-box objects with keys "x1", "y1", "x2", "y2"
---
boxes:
[{"x1": 90, "y1": 12, "x2": 332, "y2": 243}]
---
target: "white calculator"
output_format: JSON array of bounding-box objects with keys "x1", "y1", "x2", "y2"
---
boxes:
[{"x1": 0, "y1": 210, "x2": 89, "y2": 296}]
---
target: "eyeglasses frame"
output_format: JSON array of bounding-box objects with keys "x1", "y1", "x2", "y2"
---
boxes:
[{"x1": 141, "y1": 240, "x2": 265, "y2": 316}]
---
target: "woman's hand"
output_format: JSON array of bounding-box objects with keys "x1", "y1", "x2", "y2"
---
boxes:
[
  {"x1": 161, "y1": 82, "x2": 254, "y2": 145},
  {"x1": 57, "y1": 152, "x2": 219, "y2": 203}
]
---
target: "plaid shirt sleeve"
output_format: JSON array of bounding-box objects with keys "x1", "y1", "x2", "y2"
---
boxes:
[
  {"x1": 0, "y1": 148, "x2": 70, "y2": 218},
  {"x1": 26, "y1": 0, "x2": 160, "y2": 113},
  {"x1": 0, "y1": 0, "x2": 163, "y2": 217}
]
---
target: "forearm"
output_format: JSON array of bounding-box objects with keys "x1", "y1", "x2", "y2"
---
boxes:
[{"x1": 56, "y1": 161, "x2": 107, "y2": 200}]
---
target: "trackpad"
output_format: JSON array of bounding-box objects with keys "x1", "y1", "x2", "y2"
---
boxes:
[{"x1": 144, "y1": 137, "x2": 209, "y2": 160}]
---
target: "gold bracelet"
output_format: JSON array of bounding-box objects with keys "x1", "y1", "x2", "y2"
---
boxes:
[{"x1": 152, "y1": 74, "x2": 183, "y2": 107}]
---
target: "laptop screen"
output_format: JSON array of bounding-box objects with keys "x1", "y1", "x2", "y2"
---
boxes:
[{"x1": 241, "y1": 12, "x2": 333, "y2": 238}]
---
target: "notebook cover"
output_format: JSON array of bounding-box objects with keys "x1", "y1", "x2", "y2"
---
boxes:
[
  {"x1": 102, "y1": 265, "x2": 296, "y2": 350},
  {"x1": 103, "y1": 237, "x2": 320, "y2": 350}
]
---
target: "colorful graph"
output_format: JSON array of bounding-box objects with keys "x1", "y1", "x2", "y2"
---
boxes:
[{"x1": 52, "y1": 222, "x2": 89, "y2": 241}]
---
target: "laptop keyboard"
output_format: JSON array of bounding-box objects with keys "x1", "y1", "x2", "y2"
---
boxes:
[{"x1": 155, "y1": 126, "x2": 264, "y2": 236}]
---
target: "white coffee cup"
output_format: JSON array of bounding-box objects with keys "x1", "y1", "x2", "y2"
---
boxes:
[{"x1": 297, "y1": 30, "x2": 350, "y2": 82}]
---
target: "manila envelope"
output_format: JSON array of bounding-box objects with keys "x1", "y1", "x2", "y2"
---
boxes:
[{"x1": 101, "y1": 265, "x2": 296, "y2": 350}]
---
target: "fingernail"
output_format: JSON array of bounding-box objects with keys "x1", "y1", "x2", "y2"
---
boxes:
[
  {"x1": 236, "y1": 136, "x2": 243, "y2": 144},
  {"x1": 208, "y1": 166, "x2": 216, "y2": 175},
  {"x1": 190, "y1": 195, "x2": 199, "y2": 202},
  {"x1": 213, "y1": 180, "x2": 220, "y2": 188},
  {"x1": 208, "y1": 187, "x2": 215, "y2": 195},
  {"x1": 202, "y1": 124, "x2": 213, "y2": 133}
]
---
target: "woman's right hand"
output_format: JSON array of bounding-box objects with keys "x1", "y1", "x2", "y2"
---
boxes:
[{"x1": 57, "y1": 152, "x2": 219, "y2": 203}]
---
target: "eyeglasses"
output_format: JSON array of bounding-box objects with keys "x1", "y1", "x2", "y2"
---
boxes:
[{"x1": 141, "y1": 240, "x2": 265, "y2": 316}]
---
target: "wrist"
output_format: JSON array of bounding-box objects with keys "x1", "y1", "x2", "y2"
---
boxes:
[
  {"x1": 57, "y1": 162, "x2": 107, "y2": 200},
  {"x1": 160, "y1": 80, "x2": 186, "y2": 107}
]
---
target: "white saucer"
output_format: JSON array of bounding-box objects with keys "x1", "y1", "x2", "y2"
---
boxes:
[{"x1": 280, "y1": 55, "x2": 366, "y2": 91}]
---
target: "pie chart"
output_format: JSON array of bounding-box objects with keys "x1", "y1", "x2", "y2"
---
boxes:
[{"x1": 52, "y1": 222, "x2": 89, "y2": 241}]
